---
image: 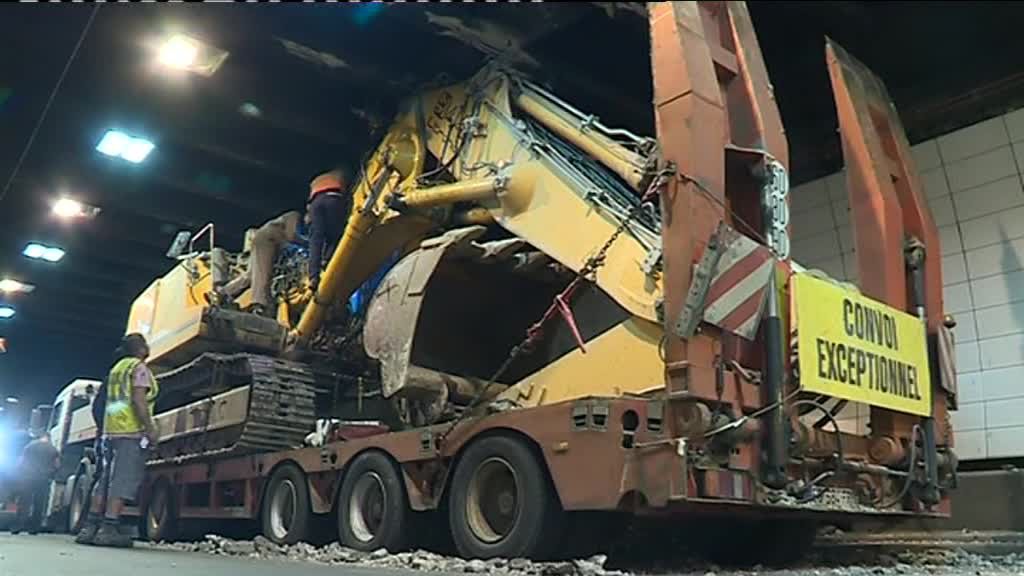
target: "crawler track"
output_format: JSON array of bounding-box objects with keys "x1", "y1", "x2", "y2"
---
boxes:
[{"x1": 151, "y1": 353, "x2": 317, "y2": 464}]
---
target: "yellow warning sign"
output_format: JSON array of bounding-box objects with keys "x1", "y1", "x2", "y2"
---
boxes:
[{"x1": 793, "y1": 273, "x2": 932, "y2": 416}]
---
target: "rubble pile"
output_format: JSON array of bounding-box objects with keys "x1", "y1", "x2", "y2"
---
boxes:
[
  {"x1": 157, "y1": 535, "x2": 623, "y2": 576},
  {"x1": 153, "y1": 534, "x2": 1024, "y2": 576}
]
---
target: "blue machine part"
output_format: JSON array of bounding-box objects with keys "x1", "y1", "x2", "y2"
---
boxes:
[{"x1": 349, "y1": 251, "x2": 401, "y2": 317}]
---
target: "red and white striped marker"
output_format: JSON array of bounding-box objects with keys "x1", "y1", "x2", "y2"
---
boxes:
[
  {"x1": 937, "y1": 324, "x2": 958, "y2": 408},
  {"x1": 701, "y1": 230, "x2": 775, "y2": 340}
]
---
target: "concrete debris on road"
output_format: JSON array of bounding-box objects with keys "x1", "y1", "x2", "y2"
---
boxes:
[
  {"x1": 151, "y1": 534, "x2": 1024, "y2": 576},
  {"x1": 155, "y1": 534, "x2": 622, "y2": 576}
]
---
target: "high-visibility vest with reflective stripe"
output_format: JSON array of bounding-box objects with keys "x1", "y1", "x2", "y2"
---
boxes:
[{"x1": 103, "y1": 357, "x2": 158, "y2": 436}]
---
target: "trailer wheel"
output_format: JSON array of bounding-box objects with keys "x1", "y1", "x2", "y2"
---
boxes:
[
  {"x1": 449, "y1": 436, "x2": 564, "y2": 560},
  {"x1": 336, "y1": 451, "x2": 408, "y2": 552},
  {"x1": 262, "y1": 464, "x2": 311, "y2": 545},
  {"x1": 144, "y1": 480, "x2": 178, "y2": 542},
  {"x1": 67, "y1": 474, "x2": 90, "y2": 535}
]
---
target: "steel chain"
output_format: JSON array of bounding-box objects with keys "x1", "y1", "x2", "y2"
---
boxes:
[{"x1": 437, "y1": 170, "x2": 672, "y2": 446}]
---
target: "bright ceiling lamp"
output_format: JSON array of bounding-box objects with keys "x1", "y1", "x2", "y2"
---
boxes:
[
  {"x1": 158, "y1": 35, "x2": 200, "y2": 70},
  {"x1": 156, "y1": 34, "x2": 228, "y2": 77},
  {"x1": 96, "y1": 130, "x2": 155, "y2": 164},
  {"x1": 0, "y1": 279, "x2": 34, "y2": 294},
  {"x1": 0, "y1": 306, "x2": 14, "y2": 319},
  {"x1": 53, "y1": 197, "x2": 100, "y2": 219},
  {"x1": 23, "y1": 242, "x2": 65, "y2": 263}
]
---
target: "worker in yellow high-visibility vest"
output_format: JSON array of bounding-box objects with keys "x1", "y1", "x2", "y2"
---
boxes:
[{"x1": 76, "y1": 333, "x2": 159, "y2": 549}]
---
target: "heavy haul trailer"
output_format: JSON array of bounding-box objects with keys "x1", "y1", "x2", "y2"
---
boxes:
[{"x1": 114, "y1": 1, "x2": 958, "y2": 562}]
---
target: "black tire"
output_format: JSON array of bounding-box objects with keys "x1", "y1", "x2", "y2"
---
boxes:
[
  {"x1": 336, "y1": 451, "x2": 409, "y2": 552},
  {"x1": 143, "y1": 480, "x2": 178, "y2": 542},
  {"x1": 66, "y1": 474, "x2": 90, "y2": 535},
  {"x1": 448, "y1": 435, "x2": 564, "y2": 560},
  {"x1": 261, "y1": 464, "x2": 311, "y2": 545}
]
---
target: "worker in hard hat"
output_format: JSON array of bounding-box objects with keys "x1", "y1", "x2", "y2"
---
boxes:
[
  {"x1": 307, "y1": 168, "x2": 352, "y2": 293},
  {"x1": 212, "y1": 210, "x2": 303, "y2": 317},
  {"x1": 86, "y1": 333, "x2": 158, "y2": 548}
]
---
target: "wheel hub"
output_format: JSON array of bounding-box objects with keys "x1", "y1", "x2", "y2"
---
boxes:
[
  {"x1": 466, "y1": 457, "x2": 520, "y2": 544},
  {"x1": 497, "y1": 491, "x2": 515, "y2": 515},
  {"x1": 349, "y1": 472, "x2": 387, "y2": 543},
  {"x1": 148, "y1": 488, "x2": 167, "y2": 537},
  {"x1": 269, "y1": 479, "x2": 297, "y2": 541}
]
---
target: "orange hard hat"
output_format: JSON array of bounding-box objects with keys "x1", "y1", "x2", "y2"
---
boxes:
[{"x1": 309, "y1": 170, "x2": 344, "y2": 199}]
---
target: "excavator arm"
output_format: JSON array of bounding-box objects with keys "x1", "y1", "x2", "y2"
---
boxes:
[{"x1": 291, "y1": 66, "x2": 666, "y2": 345}]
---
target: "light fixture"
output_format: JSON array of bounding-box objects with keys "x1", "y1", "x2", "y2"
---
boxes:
[
  {"x1": 42, "y1": 247, "x2": 65, "y2": 262},
  {"x1": 23, "y1": 242, "x2": 65, "y2": 263},
  {"x1": 52, "y1": 197, "x2": 100, "y2": 220},
  {"x1": 22, "y1": 244, "x2": 46, "y2": 259},
  {"x1": 239, "y1": 102, "x2": 262, "y2": 119},
  {"x1": 155, "y1": 34, "x2": 229, "y2": 77},
  {"x1": 0, "y1": 307, "x2": 14, "y2": 319},
  {"x1": 0, "y1": 279, "x2": 34, "y2": 294},
  {"x1": 5, "y1": 397, "x2": 17, "y2": 404},
  {"x1": 96, "y1": 130, "x2": 155, "y2": 164},
  {"x1": 158, "y1": 35, "x2": 200, "y2": 70}
]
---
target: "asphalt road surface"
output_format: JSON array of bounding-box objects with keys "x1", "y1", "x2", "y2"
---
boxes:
[
  {"x1": 0, "y1": 533, "x2": 411, "y2": 576},
  {"x1": 4, "y1": 531, "x2": 1024, "y2": 576}
]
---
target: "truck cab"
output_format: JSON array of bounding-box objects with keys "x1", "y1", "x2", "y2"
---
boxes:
[{"x1": 34, "y1": 379, "x2": 101, "y2": 533}]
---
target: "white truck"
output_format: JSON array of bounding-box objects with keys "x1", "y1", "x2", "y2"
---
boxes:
[{"x1": 29, "y1": 378, "x2": 102, "y2": 533}]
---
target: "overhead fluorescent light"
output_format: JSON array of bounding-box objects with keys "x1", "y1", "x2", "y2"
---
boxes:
[
  {"x1": 96, "y1": 130, "x2": 130, "y2": 157},
  {"x1": 158, "y1": 35, "x2": 200, "y2": 70},
  {"x1": 22, "y1": 243, "x2": 46, "y2": 259},
  {"x1": 5, "y1": 397, "x2": 17, "y2": 404},
  {"x1": 52, "y1": 197, "x2": 100, "y2": 219},
  {"x1": 239, "y1": 102, "x2": 262, "y2": 119},
  {"x1": 121, "y1": 138, "x2": 155, "y2": 163},
  {"x1": 0, "y1": 307, "x2": 14, "y2": 319},
  {"x1": 96, "y1": 130, "x2": 155, "y2": 164},
  {"x1": 23, "y1": 242, "x2": 64, "y2": 263},
  {"x1": 42, "y1": 247, "x2": 66, "y2": 262},
  {"x1": 0, "y1": 279, "x2": 34, "y2": 294},
  {"x1": 156, "y1": 34, "x2": 229, "y2": 77}
]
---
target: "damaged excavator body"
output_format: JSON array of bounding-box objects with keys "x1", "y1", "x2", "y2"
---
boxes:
[{"x1": 106, "y1": 1, "x2": 956, "y2": 561}]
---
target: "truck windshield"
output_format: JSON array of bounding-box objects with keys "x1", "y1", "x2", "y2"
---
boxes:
[
  {"x1": 70, "y1": 395, "x2": 89, "y2": 414},
  {"x1": 48, "y1": 401, "x2": 64, "y2": 432}
]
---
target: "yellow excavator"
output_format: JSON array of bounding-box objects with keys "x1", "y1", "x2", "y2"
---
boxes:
[{"x1": 129, "y1": 61, "x2": 668, "y2": 461}]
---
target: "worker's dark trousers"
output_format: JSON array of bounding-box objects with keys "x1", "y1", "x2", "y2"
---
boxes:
[
  {"x1": 308, "y1": 193, "x2": 350, "y2": 287},
  {"x1": 14, "y1": 477, "x2": 48, "y2": 533}
]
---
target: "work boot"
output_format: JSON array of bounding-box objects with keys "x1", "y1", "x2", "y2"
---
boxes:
[
  {"x1": 75, "y1": 521, "x2": 99, "y2": 545},
  {"x1": 92, "y1": 520, "x2": 133, "y2": 549}
]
